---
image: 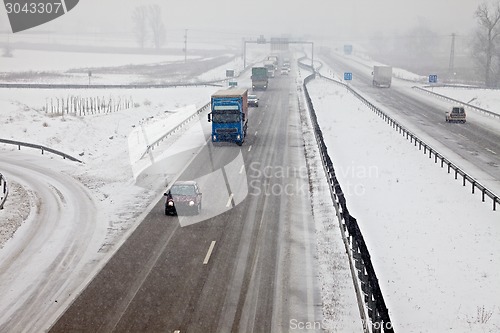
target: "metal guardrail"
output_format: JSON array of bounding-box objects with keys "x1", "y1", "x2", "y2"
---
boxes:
[
  {"x1": 0, "y1": 139, "x2": 83, "y2": 163},
  {"x1": 315, "y1": 72, "x2": 500, "y2": 211},
  {"x1": 0, "y1": 173, "x2": 8, "y2": 210},
  {"x1": 140, "y1": 102, "x2": 211, "y2": 159},
  {"x1": 298, "y1": 58, "x2": 394, "y2": 333},
  {"x1": 413, "y1": 86, "x2": 500, "y2": 120}
]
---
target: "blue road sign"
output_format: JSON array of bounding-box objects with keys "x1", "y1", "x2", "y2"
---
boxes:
[
  {"x1": 429, "y1": 74, "x2": 438, "y2": 83},
  {"x1": 344, "y1": 44, "x2": 353, "y2": 55},
  {"x1": 344, "y1": 72, "x2": 352, "y2": 81}
]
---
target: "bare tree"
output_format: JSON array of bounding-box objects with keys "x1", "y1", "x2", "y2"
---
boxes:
[
  {"x1": 473, "y1": 2, "x2": 500, "y2": 87},
  {"x1": 148, "y1": 5, "x2": 166, "y2": 49},
  {"x1": 132, "y1": 6, "x2": 148, "y2": 49}
]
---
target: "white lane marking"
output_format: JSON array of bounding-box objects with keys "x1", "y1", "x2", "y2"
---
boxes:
[
  {"x1": 485, "y1": 148, "x2": 497, "y2": 155},
  {"x1": 226, "y1": 193, "x2": 234, "y2": 208},
  {"x1": 174, "y1": 331, "x2": 180, "y2": 333},
  {"x1": 421, "y1": 114, "x2": 428, "y2": 118},
  {"x1": 457, "y1": 133, "x2": 467, "y2": 139},
  {"x1": 248, "y1": 145, "x2": 252, "y2": 152},
  {"x1": 239, "y1": 165, "x2": 245, "y2": 174},
  {"x1": 203, "y1": 241, "x2": 216, "y2": 265},
  {"x1": 255, "y1": 131, "x2": 258, "y2": 136}
]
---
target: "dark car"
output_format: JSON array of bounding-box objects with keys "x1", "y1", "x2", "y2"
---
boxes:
[
  {"x1": 164, "y1": 181, "x2": 202, "y2": 215},
  {"x1": 248, "y1": 94, "x2": 259, "y2": 107}
]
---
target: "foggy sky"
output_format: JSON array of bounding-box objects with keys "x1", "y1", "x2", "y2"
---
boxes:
[{"x1": 0, "y1": 0, "x2": 487, "y2": 41}]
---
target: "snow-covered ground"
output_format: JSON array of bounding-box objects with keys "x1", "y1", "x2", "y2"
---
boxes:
[
  {"x1": 1, "y1": 49, "x2": 197, "y2": 72},
  {"x1": 0, "y1": 84, "x2": 218, "y2": 250},
  {"x1": 424, "y1": 86, "x2": 500, "y2": 116},
  {"x1": 306, "y1": 76, "x2": 500, "y2": 332}
]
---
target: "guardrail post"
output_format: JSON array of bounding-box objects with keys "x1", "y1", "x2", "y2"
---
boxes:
[{"x1": 0, "y1": 173, "x2": 7, "y2": 210}]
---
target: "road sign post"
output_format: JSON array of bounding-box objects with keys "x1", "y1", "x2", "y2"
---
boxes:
[{"x1": 429, "y1": 74, "x2": 438, "y2": 91}]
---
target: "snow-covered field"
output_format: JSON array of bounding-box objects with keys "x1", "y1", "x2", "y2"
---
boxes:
[
  {"x1": 307, "y1": 77, "x2": 500, "y2": 332},
  {"x1": 1, "y1": 49, "x2": 197, "y2": 72}
]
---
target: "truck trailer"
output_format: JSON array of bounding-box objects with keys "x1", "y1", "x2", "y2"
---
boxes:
[
  {"x1": 208, "y1": 89, "x2": 248, "y2": 146},
  {"x1": 251, "y1": 67, "x2": 268, "y2": 90},
  {"x1": 264, "y1": 60, "x2": 275, "y2": 78},
  {"x1": 372, "y1": 66, "x2": 392, "y2": 88}
]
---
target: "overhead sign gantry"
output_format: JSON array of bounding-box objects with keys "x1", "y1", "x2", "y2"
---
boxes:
[{"x1": 243, "y1": 36, "x2": 314, "y2": 69}]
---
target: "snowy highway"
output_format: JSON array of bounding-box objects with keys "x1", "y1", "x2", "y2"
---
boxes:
[
  {"x1": 321, "y1": 51, "x2": 500, "y2": 193},
  {"x1": 48, "y1": 68, "x2": 327, "y2": 332}
]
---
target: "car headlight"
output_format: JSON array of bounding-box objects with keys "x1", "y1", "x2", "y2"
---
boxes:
[
  {"x1": 167, "y1": 201, "x2": 174, "y2": 207},
  {"x1": 189, "y1": 200, "x2": 195, "y2": 206},
  {"x1": 237, "y1": 135, "x2": 241, "y2": 139}
]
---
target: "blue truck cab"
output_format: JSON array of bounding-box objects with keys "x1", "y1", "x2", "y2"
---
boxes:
[{"x1": 208, "y1": 89, "x2": 248, "y2": 146}]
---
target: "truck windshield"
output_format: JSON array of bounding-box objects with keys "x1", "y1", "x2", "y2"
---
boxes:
[{"x1": 212, "y1": 111, "x2": 241, "y2": 123}]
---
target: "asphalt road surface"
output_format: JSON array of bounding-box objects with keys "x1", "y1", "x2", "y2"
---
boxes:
[
  {"x1": 321, "y1": 52, "x2": 500, "y2": 188},
  {"x1": 50, "y1": 70, "x2": 323, "y2": 332}
]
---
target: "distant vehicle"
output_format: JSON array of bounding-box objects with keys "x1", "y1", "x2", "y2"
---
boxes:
[
  {"x1": 264, "y1": 60, "x2": 276, "y2": 78},
  {"x1": 251, "y1": 67, "x2": 268, "y2": 90},
  {"x1": 281, "y1": 67, "x2": 289, "y2": 75},
  {"x1": 248, "y1": 94, "x2": 259, "y2": 107},
  {"x1": 445, "y1": 106, "x2": 466, "y2": 123},
  {"x1": 164, "y1": 181, "x2": 202, "y2": 215},
  {"x1": 372, "y1": 66, "x2": 392, "y2": 88},
  {"x1": 208, "y1": 89, "x2": 248, "y2": 146},
  {"x1": 267, "y1": 55, "x2": 279, "y2": 68}
]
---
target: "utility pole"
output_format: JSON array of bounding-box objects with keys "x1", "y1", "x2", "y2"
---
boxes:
[
  {"x1": 184, "y1": 29, "x2": 188, "y2": 63},
  {"x1": 448, "y1": 33, "x2": 456, "y2": 81}
]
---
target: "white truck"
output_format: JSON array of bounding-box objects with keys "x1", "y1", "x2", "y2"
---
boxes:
[{"x1": 372, "y1": 66, "x2": 392, "y2": 88}]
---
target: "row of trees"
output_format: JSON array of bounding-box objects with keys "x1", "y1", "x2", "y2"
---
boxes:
[{"x1": 132, "y1": 5, "x2": 166, "y2": 49}]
